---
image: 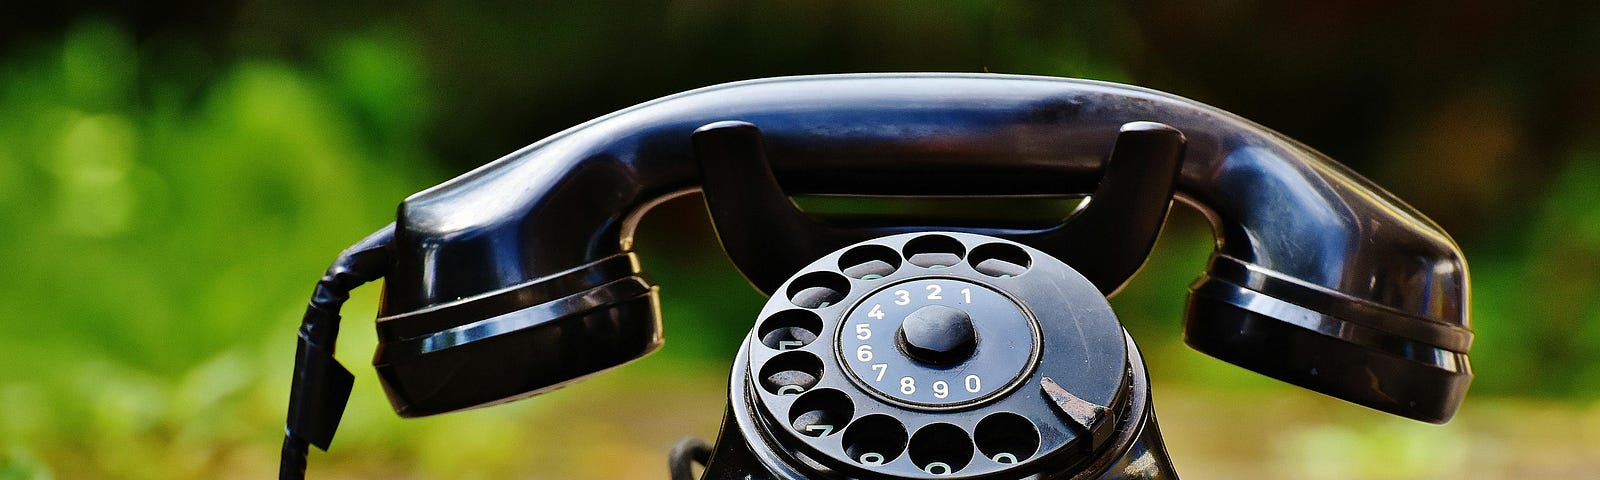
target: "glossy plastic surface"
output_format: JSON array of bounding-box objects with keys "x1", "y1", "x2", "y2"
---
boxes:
[
  {"x1": 693, "y1": 119, "x2": 1185, "y2": 296},
  {"x1": 372, "y1": 73, "x2": 1471, "y2": 422}
]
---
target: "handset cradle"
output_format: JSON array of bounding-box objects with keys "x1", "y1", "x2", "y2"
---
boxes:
[{"x1": 693, "y1": 119, "x2": 1186, "y2": 295}]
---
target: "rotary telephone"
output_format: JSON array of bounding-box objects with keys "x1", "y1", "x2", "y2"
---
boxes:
[{"x1": 278, "y1": 74, "x2": 1473, "y2": 479}]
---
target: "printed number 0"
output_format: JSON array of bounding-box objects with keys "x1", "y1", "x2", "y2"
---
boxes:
[
  {"x1": 965, "y1": 374, "x2": 982, "y2": 393},
  {"x1": 900, "y1": 377, "x2": 916, "y2": 395},
  {"x1": 859, "y1": 452, "x2": 885, "y2": 466}
]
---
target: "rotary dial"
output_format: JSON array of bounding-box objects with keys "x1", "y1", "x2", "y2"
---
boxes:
[{"x1": 739, "y1": 232, "x2": 1133, "y2": 479}]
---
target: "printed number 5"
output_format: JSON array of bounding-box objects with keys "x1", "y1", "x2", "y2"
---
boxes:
[{"x1": 855, "y1": 323, "x2": 871, "y2": 340}]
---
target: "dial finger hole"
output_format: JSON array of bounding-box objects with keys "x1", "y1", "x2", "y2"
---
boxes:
[
  {"x1": 842, "y1": 414, "x2": 907, "y2": 466},
  {"x1": 787, "y1": 271, "x2": 850, "y2": 309},
  {"x1": 759, "y1": 351, "x2": 823, "y2": 396},
  {"x1": 788, "y1": 389, "x2": 853, "y2": 437},
  {"x1": 968, "y1": 243, "x2": 1032, "y2": 278},
  {"x1": 758, "y1": 310, "x2": 823, "y2": 350},
  {"x1": 839, "y1": 244, "x2": 902, "y2": 280},
  {"x1": 902, "y1": 235, "x2": 966, "y2": 269},
  {"x1": 908, "y1": 423, "x2": 973, "y2": 475},
  {"x1": 974, "y1": 412, "x2": 1039, "y2": 465}
]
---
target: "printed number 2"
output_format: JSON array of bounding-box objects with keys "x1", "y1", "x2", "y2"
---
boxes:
[{"x1": 925, "y1": 284, "x2": 942, "y2": 300}]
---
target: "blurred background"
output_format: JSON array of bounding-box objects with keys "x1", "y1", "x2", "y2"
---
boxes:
[{"x1": 1, "y1": 1, "x2": 1598, "y2": 478}]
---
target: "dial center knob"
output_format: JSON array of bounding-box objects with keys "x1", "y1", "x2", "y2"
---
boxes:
[{"x1": 898, "y1": 304, "x2": 977, "y2": 364}]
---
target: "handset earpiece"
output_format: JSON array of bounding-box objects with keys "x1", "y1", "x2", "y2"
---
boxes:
[{"x1": 1179, "y1": 147, "x2": 1472, "y2": 423}]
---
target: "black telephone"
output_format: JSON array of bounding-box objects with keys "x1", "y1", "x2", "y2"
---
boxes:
[{"x1": 279, "y1": 74, "x2": 1472, "y2": 479}]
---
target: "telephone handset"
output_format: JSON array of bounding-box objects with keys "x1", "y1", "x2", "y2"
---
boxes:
[{"x1": 279, "y1": 74, "x2": 1472, "y2": 479}]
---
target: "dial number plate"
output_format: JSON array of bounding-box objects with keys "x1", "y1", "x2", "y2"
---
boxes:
[{"x1": 839, "y1": 278, "x2": 1038, "y2": 408}]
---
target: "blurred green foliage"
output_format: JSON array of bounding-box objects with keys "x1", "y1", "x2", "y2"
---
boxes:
[
  {"x1": 0, "y1": 2, "x2": 1598, "y2": 478},
  {"x1": 0, "y1": 20, "x2": 437, "y2": 478}
]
